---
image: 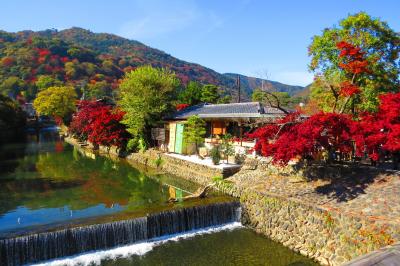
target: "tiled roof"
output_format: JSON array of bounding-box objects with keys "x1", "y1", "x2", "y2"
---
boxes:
[
  {"x1": 264, "y1": 106, "x2": 287, "y2": 115},
  {"x1": 170, "y1": 102, "x2": 286, "y2": 119}
]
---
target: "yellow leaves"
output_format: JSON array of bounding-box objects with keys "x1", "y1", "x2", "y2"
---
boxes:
[{"x1": 33, "y1": 86, "x2": 77, "y2": 118}]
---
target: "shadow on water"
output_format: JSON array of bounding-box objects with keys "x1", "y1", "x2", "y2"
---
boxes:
[
  {"x1": 303, "y1": 163, "x2": 393, "y2": 202},
  {"x1": 100, "y1": 227, "x2": 318, "y2": 266}
]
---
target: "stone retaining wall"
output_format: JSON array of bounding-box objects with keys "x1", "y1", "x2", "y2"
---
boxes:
[
  {"x1": 127, "y1": 150, "x2": 225, "y2": 186},
  {"x1": 215, "y1": 180, "x2": 400, "y2": 265},
  {"x1": 64, "y1": 136, "x2": 227, "y2": 185}
]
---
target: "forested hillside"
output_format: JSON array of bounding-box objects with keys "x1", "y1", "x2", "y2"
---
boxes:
[{"x1": 0, "y1": 27, "x2": 303, "y2": 101}]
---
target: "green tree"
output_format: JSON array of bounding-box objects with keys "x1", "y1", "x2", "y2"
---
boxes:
[
  {"x1": 33, "y1": 86, "x2": 77, "y2": 120},
  {"x1": 220, "y1": 133, "x2": 235, "y2": 163},
  {"x1": 217, "y1": 95, "x2": 232, "y2": 104},
  {"x1": 252, "y1": 89, "x2": 292, "y2": 107},
  {"x1": 87, "y1": 80, "x2": 112, "y2": 100},
  {"x1": 0, "y1": 94, "x2": 26, "y2": 131},
  {"x1": 35, "y1": 75, "x2": 62, "y2": 91},
  {"x1": 0, "y1": 76, "x2": 27, "y2": 98},
  {"x1": 308, "y1": 12, "x2": 400, "y2": 112},
  {"x1": 201, "y1": 84, "x2": 219, "y2": 103},
  {"x1": 178, "y1": 81, "x2": 202, "y2": 105},
  {"x1": 118, "y1": 66, "x2": 180, "y2": 140},
  {"x1": 183, "y1": 115, "x2": 206, "y2": 155}
]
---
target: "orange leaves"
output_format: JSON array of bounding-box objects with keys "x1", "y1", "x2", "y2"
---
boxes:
[
  {"x1": 1, "y1": 57, "x2": 14, "y2": 67},
  {"x1": 339, "y1": 81, "x2": 361, "y2": 96},
  {"x1": 336, "y1": 41, "x2": 369, "y2": 75}
]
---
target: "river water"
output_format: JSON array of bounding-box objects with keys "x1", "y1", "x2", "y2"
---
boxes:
[{"x1": 0, "y1": 131, "x2": 317, "y2": 266}]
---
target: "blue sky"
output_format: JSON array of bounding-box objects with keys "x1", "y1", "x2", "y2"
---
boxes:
[{"x1": 1, "y1": 0, "x2": 399, "y2": 86}]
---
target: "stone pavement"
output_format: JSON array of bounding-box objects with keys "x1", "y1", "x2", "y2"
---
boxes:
[
  {"x1": 344, "y1": 243, "x2": 400, "y2": 266},
  {"x1": 228, "y1": 164, "x2": 400, "y2": 226},
  {"x1": 226, "y1": 162, "x2": 400, "y2": 265}
]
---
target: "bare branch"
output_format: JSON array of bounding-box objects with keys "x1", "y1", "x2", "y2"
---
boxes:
[
  {"x1": 262, "y1": 91, "x2": 290, "y2": 114},
  {"x1": 320, "y1": 77, "x2": 339, "y2": 113}
]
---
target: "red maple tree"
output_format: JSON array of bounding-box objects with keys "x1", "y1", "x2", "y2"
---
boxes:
[
  {"x1": 250, "y1": 42, "x2": 400, "y2": 166},
  {"x1": 352, "y1": 92, "x2": 400, "y2": 162},
  {"x1": 87, "y1": 106, "x2": 128, "y2": 148},
  {"x1": 69, "y1": 100, "x2": 129, "y2": 148},
  {"x1": 249, "y1": 112, "x2": 355, "y2": 165}
]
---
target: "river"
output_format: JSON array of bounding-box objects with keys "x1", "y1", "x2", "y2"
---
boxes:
[{"x1": 0, "y1": 131, "x2": 317, "y2": 266}]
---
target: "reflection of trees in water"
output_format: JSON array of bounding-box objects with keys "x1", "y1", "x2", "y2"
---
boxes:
[
  {"x1": 0, "y1": 143, "x2": 172, "y2": 217},
  {"x1": 0, "y1": 131, "x2": 62, "y2": 174}
]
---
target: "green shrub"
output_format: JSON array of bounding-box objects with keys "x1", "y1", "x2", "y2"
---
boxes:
[
  {"x1": 210, "y1": 146, "x2": 221, "y2": 165},
  {"x1": 220, "y1": 134, "x2": 235, "y2": 163},
  {"x1": 126, "y1": 138, "x2": 139, "y2": 152},
  {"x1": 153, "y1": 156, "x2": 164, "y2": 168},
  {"x1": 138, "y1": 137, "x2": 148, "y2": 153},
  {"x1": 212, "y1": 175, "x2": 223, "y2": 182}
]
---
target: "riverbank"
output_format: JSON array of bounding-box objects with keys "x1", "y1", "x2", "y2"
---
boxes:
[
  {"x1": 214, "y1": 160, "x2": 400, "y2": 265},
  {"x1": 125, "y1": 149, "x2": 400, "y2": 265},
  {"x1": 64, "y1": 136, "x2": 400, "y2": 265}
]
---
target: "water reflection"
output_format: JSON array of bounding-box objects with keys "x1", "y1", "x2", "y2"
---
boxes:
[{"x1": 0, "y1": 131, "x2": 204, "y2": 236}]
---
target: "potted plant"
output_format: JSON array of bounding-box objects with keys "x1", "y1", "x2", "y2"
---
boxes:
[{"x1": 210, "y1": 146, "x2": 221, "y2": 165}]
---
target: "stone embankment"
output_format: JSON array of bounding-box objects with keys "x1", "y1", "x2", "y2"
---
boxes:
[
  {"x1": 64, "y1": 136, "x2": 229, "y2": 185},
  {"x1": 127, "y1": 150, "x2": 229, "y2": 185},
  {"x1": 214, "y1": 158, "x2": 400, "y2": 265}
]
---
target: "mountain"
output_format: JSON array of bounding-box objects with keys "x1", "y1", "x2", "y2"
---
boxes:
[
  {"x1": 223, "y1": 73, "x2": 305, "y2": 97},
  {"x1": 0, "y1": 27, "x2": 303, "y2": 101},
  {"x1": 293, "y1": 84, "x2": 312, "y2": 99}
]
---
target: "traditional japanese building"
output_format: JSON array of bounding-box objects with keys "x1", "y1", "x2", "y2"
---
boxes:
[{"x1": 165, "y1": 102, "x2": 288, "y2": 154}]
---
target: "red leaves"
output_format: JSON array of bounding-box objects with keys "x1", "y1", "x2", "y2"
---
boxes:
[
  {"x1": 337, "y1": 41, "x2": 365, "y2": 60},
  {"x1": 38, "y1": 49, "x2": 51, "y2": 57},
  {"x1": 69, "y1": 101, "x2": 129, "y2": 148},
  {"x1": 61, "y1": 56, "x2": 69, "y2": 63},
  {"x1": 87, "y1": 106, "x2": 127, "y2": 148},
  {"x1": 339, "y1": 60, "x2": 369, "y2": 74},
  {"x1": 336, "y1": 41, "x2": 369, "y2": 74},
  {"x1": 176, "y1": 103, "x2": 190, "y2": 111},
  {"x1": 353, "y1": 93, "x2": 400, "y2": 160},
  {"x1": 339, "y1": 81, "x2": 361, "y2": 97},
  {"x1": 252, "y1": 92, "x2": 400, "y2": 165}
]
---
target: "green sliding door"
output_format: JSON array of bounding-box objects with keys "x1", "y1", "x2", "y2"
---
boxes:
[{"x1": 174, "y1": 123, "x2": 184, "y2": 154}]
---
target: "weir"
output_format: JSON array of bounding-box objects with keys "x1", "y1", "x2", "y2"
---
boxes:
[{"x1": 0, "y1": 201, "x2": 240, "y2": 266}]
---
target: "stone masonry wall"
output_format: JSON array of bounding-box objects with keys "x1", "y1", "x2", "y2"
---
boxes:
[
  {"x1": 215, "y1": 180, "x2": 400, "y2": 266},
  {"x1": 127, "y1": 150, "x2": 224, "y2": 186},
  {"x1": 64, "y1": 136, "x2": 225, "y2": 185}
]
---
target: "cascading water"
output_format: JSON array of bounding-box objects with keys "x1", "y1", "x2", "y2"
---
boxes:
[{"x1": 0, "y1": 201, "x2": 240, "y2": 266}]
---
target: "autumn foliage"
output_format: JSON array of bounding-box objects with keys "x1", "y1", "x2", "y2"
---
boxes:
[
  {"x1": 176, "y1": 103, "x2": 190, "y2": 111},
  {"x1": 251, "y1": 92, "x2": 400, "y2": 165},
  {"x1": 69, "y1": 100, "x2": 129, "y2": 148},
  {"x1": 337, "y1": 41, "x2": 369, "y2": 75},
  {"x1": 249, "y1": 112, "x2": 354, "y2": 165},
  {"x1": 352, "y1": 93, "x2": 400, "y2": 161},
  {"x1": 251, "y1": 41, "x2": 399, "y2": 166}
]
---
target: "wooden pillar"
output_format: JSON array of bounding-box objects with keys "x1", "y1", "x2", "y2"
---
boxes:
[{"x1": 239, "y1": 122, "x2": 243, "y2": 147}]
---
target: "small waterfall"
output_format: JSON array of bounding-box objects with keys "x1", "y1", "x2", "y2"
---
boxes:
[{"x1": 0, "y1": 202, "x2": 240, "y2": 266}]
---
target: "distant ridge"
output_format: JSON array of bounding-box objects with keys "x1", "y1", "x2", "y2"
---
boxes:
[{"x1": 0, "y1": 27, "x2": 304, "y2": 100}]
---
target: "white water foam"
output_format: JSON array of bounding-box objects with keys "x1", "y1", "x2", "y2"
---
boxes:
[{"x1": 30, "y1": 222, "x2": 242, "y2": 266}]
